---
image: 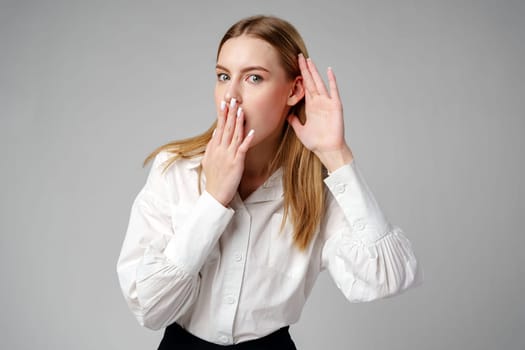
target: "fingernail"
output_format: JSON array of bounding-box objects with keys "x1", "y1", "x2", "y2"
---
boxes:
[
  {"x1": 237, "y1": 107, "x2": 242, "y2": 118},
  {"x1": 230, "y1": 98, "x2": 236, "y2": 108},
  {"x1": 220, "y1": 100, "x2": 226, "y2": 111},
  {"x1": 247, "y1": 129, "x2": 254, "y2": 137},
  {"x1": 212, "y1": 128, "x2": 216, "y2": 137}
]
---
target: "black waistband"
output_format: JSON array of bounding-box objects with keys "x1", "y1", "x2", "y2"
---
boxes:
[{"x1": 158, "y1": 322, "x2": 297, "y2": 349}]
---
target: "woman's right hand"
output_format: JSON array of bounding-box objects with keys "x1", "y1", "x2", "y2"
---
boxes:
[{"x1": 201, "y1": 98, "x2": 255, "y2": 207}]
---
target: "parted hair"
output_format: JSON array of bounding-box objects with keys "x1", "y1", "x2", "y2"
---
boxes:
[{"x1": 143, "y1": 15, "x2": 326, "y2": 251}]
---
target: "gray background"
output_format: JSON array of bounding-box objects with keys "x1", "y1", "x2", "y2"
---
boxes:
[{"x1": 1, "y1": 0, "x2": 524, "y2": 349}]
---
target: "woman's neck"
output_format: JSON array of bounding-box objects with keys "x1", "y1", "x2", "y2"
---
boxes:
[
  {"x1": 237, "y1": 136, "x2": 280, "y2": 201},
  {"x1": 243, "y1": 121, "x2": 286, "y2": 178},
  {"x1": 243, "y1": 142, "x2": 277, "y2": 178}
]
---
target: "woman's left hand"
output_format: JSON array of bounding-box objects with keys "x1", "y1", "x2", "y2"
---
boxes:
[{"x1": 287, "y1": 54, "x2": 354, "y2": 172}]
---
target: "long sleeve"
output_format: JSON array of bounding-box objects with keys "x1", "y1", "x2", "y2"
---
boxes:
[
  {"x1": 320, "y1": 158, "x2": 423, "y2": 302},
  {"x1": 116, "y1": 152, "x2": 234, "y2": 330}
]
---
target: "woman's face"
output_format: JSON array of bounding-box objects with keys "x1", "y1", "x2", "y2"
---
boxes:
[{"x1": 214, "y1": 35, "x2": 298, "y2": 151}]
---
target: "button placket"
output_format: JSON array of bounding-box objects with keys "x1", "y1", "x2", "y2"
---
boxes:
[{"x1": 216, "y1": 208, "x2": 251, "y2": 344}]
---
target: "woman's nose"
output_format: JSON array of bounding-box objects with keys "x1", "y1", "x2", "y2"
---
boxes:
[{"x1": 224, "y1": 84, "x2": 242, "y2": 105}]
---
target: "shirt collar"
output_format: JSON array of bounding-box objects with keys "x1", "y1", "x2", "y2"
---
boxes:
[{"x1": 244, "y1": 168, "x2": 283, "y2": 204}]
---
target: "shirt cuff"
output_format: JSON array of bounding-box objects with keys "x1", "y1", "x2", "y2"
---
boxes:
[
  {"x1": 324, "y1": 159, "x2": 391, "y2": 244},
  {"x1": 164, "y1": 190, "x2": 234, "y2": 275}
]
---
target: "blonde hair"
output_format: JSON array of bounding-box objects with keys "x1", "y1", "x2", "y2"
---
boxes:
[{"x1": 143, "y1": 15, "x2": 326, "y2": 251}]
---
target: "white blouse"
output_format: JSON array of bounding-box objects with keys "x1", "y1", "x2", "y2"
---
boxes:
[{"x1": 116, "y1": 150, "x2": 423, "y2": 345}]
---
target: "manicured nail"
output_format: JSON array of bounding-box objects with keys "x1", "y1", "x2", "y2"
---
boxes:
[
  {"x1": 220, "y1": 100, "x2": 226, "y2": 111},
  {"x1": 247, "y1": 129, "x2": 254, "y2": 137},
  {"x1": 212, "y1": 128, "x2": 216, "y2": 137},
  {"x1": 237, "y1": 107, "x2": 242, "y2": 118},
  {"x1": 230, "y1": 98, "x2": 236, "y2": 108}
]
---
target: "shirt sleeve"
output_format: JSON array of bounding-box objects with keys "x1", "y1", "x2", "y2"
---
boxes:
[
  {"x1": 116, "y1": 151, "x2": 234, "y2": 330},
  {"x1": 320, "y1": 158, "x2": 424, "y2": 302}
]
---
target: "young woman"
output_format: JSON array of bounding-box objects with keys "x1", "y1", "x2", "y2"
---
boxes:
[{"x1": 117, "y1": 15, "x2": 422, "y2": 349}]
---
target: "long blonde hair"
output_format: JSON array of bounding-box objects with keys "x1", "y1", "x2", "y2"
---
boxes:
[{"x1": 143, "y1": 15, "x2": 326, "y2": 251}]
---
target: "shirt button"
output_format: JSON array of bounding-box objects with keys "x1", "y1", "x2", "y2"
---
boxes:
[
  {"x1": 353, "y1": 219, "x2": 366, "y2": 231},
  {"x1": 219, "y1": 335, "x2": 229, "y2": 344},
  {"x1": 234, "y1": 253, "x2": 243, "y2": 262},
  {"x1": 334, "y1": 183, "x2": 346, "y2": 194},
  {"x1": 225, "y1": 295, "x2": 235, "y2": 304}
]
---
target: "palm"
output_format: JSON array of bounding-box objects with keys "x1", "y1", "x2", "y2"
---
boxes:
[{"x1": 288, "y1": 55, "x2": 346, "y2": 154}]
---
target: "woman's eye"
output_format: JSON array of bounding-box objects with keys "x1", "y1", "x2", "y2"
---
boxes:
[
  {"x1": 217, "y1": 73, "x2": 229, "y2": 81},
  {"x1": 247, "y1": 74, "x2": 262, "y2": 83}
]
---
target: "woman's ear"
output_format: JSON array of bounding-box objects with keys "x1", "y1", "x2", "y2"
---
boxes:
[{"x1": 287, "y1": 76, "x2": 305, "y2": 106}]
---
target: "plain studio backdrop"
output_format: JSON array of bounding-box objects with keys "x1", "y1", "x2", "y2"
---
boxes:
[{"x1": 1, "y1": 0, "x2": 524, "y2": 349}]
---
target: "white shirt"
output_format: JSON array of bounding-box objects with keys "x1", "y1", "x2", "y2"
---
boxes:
[{"x1": 117, "y1": 150, "x2": 423, "y2": 345}]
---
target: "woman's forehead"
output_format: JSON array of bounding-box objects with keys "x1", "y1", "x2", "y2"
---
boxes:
[{"x1": 217, "y1": 35, "x2": 281, "y2": 70}]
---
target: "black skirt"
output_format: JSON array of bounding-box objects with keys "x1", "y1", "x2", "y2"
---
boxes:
[{"x1": 158, "y1": 322, "x2": 297, "y2": 349}]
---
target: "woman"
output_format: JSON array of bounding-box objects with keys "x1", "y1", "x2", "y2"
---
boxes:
[{"x1": 117, "y1": 15, "x2": 422, "y2": 349}]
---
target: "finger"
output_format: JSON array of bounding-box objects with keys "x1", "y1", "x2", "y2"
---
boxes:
[
  {"x1": 230, "y1": 107, "x2": 244, "y2": 147},
  {"x1": 215, "y1": 100, "x2": 227, "y2": 144},
  {"x1": 298, "y1": 54, "x2": 318, "y2": 98},
  {"x1": 202, "y1": 132, "x2": 214, "y2": 168},
  {"x1": 237, "y1": 129, "x2": 254, "y2": 154},
  {"x1": 222, "y1": 98, "x2": 238, "y2": 145},
  {"x1": 306, "y1": 57, "x2": 328, "y2": 96},
  {"x1": 327, "y1": 67, "x2": 341, "y2": 101}
]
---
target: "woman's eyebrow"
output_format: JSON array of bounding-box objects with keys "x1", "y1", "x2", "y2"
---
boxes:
[{"x1": 215, "y1": 64, "x2": 270, "y2": 73}]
